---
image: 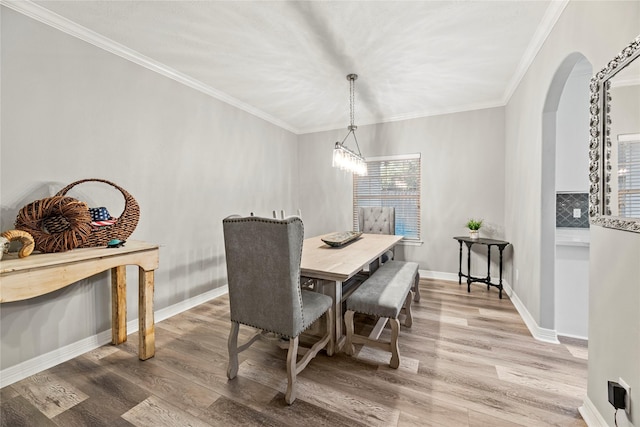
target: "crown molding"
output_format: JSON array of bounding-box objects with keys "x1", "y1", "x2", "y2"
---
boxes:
[
  {"x1": 0, "y1": 0, "x2": 299, "y2": 134},
  {"x1": 2, "y1": 0, "x2": 568, "y2": 136},
  {"x1": 299, "y1": 99, "x2": 505, "y2": 135},
  {"x1": 501, "y1": 0, "x2": 570, "y2": 105}
]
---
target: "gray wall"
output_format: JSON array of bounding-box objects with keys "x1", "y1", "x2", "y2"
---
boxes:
[
  {"x1": 298, "y1": 108, "x2": 506, "y2": 277},
  {"x1": 589, "y1": 226, "x2": 639, "y2": 426},
  {"x1": 0, "y1": 7, "x2": 299, "y2": 369},
  {"x1": 504, "y1": 0, "x2": 639, "y2": 424},
  {"x1": 556, "y1": 59, "x2": 591, "y2": 193}
]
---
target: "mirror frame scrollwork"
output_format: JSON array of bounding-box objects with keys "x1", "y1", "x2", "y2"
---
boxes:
[{"x1": 589, "y1": 35, "x2": 640, "y2": 233}]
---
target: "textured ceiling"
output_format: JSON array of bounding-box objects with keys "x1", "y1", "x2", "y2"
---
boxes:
[{"x1": 22, "y1": 1, "x2": 561, "y2": 134}]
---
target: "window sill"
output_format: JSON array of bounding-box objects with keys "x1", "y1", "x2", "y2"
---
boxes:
[{"x1": 398, "y1": 239, "x2": 423, "y2": 246}]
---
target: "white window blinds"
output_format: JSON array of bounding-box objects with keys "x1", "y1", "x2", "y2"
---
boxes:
[
  {"x1": 353, "y1": 154, "x2": 421, "y2": 240},
  {"x1": 618, "y1": 136, "x2": 640, "y2": 217}
]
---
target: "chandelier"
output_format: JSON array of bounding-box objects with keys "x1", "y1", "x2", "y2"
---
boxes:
[{"x1": 332, "y1": 74, "x2": 367, "y2": 176}]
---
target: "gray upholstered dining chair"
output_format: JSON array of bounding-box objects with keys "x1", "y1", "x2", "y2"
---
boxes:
[
  {"x1": 358, "y1": 206, "x2": 396, "y2": 263},
  {"x1": 222, "y1": 215, "x2": 333, "y2": 404}
]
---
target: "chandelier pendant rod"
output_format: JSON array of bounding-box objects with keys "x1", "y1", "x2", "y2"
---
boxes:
[
  {"x1": 343, "y1": 73, "x2": 363, "y2": 156},
  {"x1": 332, "y1": 73, "x2": 366, "y2": 176}
]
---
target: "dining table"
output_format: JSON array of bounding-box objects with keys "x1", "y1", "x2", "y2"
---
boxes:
[{"x1": 300, "y1": 232, "x2": 403, "y2": 353}]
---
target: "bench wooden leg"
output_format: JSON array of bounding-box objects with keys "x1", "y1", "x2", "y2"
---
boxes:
[
  {"x1": 389, "y1": 318, "x2": 400, "y2": 369},
  {"x1": 404, "y1": 290, "x2": 413, "y2": 328},
  {"x1": 344, "y1": 310, "x2": 356, "y2": 356},
  {"x1": 413, "y1": 273, "x2": 421, "y2": 302}
]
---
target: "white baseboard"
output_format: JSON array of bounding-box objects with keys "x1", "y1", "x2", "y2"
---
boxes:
[
  {"x1": 421, "y1": 270, "x2": 559, "y2": 344},
  {"x1": 418, "y1": 269, "x2": 459, "y2": 282},
  {"x1": 579, "y1": 396, "x2": 609, "y2": 427},
  {"x1": 154, "y1": 285, "x2": 228, "y2": 325},
  {"x1": 557, "y1": 332, "x2": 589, "y2": 342},
  {"x1": 503, "y1": 280, "x2": 559, "y2": 344},
  {"x1": 0, "y1": 329, "x2": 113, "y2": 389},
  {"x1": 0, "y1": 285, "x2": 229, "y2": 388}
]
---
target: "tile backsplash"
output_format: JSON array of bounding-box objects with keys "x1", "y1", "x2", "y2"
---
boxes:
[{"x1": 556, "y1": 192, "x2": 589, "y2": 228}]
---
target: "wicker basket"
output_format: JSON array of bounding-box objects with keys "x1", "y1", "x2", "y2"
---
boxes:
[
  {"x1": 55, "y1": 179, "x2": 140, "y2": 248},
  {"x1": 15, "y1": 196, "x2": 93, "y2": 253}
]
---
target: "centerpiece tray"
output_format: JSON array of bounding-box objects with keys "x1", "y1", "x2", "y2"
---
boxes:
[{"x1": 321, "y1": 231, "x2": 363, "y2": 247}]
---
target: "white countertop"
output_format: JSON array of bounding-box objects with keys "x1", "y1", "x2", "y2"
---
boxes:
[{"x1": 556, "y1": 228, "x2": 590, "y2": 247}]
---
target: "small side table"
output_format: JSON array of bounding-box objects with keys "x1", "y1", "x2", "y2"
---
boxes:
[{"x1": 453, "y1": 236, "x2": 510, "y2": 299}]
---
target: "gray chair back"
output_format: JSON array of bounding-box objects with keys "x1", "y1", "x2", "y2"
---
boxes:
[
  {"x1": 359, "y1": 207, "x2": 395, "y2": 235},
  {"x1": 222, "y1": 215, "x2": 305, "y2": 338}
]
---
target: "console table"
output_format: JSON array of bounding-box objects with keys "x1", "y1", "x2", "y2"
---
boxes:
[
  {"x1": 0, "y1": 240, "x2": 159, "y2": 360},
  {"x1": 453, "y1": 236, "x2": 509, "y2": 299}
]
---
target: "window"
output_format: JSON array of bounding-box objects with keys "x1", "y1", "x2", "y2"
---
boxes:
[
  {"x1": 353, "y1": 154, "x2": 421, "y2": 240},
  {"x1": 618, "y1": 135, "x2": 640, "y2": 217}
]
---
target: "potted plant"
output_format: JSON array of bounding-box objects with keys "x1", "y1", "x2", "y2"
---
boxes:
[{"x1": 466, "y1": 219, "x2": 483, "y2": 239}]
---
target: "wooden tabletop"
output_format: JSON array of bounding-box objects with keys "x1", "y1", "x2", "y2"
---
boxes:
[
  {"x1": 453, "y1": 236, "x2": 510, "y2": 246},
  {"x1": 301, "y1": 233, "x2": 402, "y2": 282},
  {"x1": 1, "y1": 240, "x2": 159, "y2": 303},
  {"x1": 0, "y1": 240, "x2": 159, "y2": 274}
]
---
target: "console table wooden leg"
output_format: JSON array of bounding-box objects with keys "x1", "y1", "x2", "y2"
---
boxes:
[
  {"x1": 139, "y1": 268, "x2": 155, "y2": 360},
  {"x1": 498, "y1": 247, "x2": 505, "y2": 299},
  {"x1": 466, "y1": 243, "x2": 472, "y2": 293},
  {"x1": 458, "y1": 241, "x2": 463, "y2": 284},
  {"x1": 486, "y1": 245, "x2": 492, "y2": 290},
  {"x1": 111, "y1": 266, "x2": 127, "y2": 345}
]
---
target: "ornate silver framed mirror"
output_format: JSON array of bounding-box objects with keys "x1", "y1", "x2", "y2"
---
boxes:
[{"x1": 589, "y1": 35, "x2": 640, "y2": 233}]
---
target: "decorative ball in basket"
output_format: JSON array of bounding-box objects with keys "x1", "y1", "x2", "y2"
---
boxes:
[{"x1": 15, "y1": 179, "x2": 139, "y2": 253}]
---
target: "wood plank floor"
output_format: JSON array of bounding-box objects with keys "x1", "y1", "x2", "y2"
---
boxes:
[{"x1": 1, "y1": 279, "x2": 588, "y2": 426}]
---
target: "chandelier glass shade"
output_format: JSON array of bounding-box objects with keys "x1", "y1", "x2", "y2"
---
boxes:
[{"x1": 332, "y1": 74, "x2": 367, "y2": 176}]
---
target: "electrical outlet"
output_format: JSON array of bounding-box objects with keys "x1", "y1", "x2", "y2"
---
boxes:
[
  {"x1": 573, "y1": 208, "x2": 581, "y2": 218},
  {"x1": 619, "y1": 378, "x2": 631, "y2": 414}
]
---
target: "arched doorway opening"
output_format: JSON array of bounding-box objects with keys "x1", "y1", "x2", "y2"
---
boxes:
[{"x1": 541, "y1": 53, "x2": 592, "y2": 339}]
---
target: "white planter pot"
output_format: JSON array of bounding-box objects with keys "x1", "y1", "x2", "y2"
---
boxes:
[{"x1": 469, "y1": 230, "x2": 479, "y2": 239}]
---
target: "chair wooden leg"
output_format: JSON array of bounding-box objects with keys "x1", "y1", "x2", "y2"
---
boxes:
[
  {"x1": 404, "y1": 291, "x2": 413, "y2": 328},
  {"x1": 389, "y1": 318, "x2": 400, "y2": 369},
  {"x1": 227, "y1": 321, "x2": 240, "y2": 379},
  {"x1": 285, "y1": 337, "x2": 299, "y2": 405},
  {"x1": 344, "y1": 310, "x2": 356, "y2": 356},
  {"x1": 413, "y1": 273, "x2": 421, "y2": 302}
]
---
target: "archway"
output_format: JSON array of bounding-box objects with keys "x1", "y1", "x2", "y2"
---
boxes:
[{"x1": 541, "y1": 53, "x2": 592, "y2": 338}]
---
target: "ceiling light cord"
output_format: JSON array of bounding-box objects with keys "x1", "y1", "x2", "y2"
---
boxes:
[{"x1": 350, "y1": 73, "x2": 355, "y2": 130}]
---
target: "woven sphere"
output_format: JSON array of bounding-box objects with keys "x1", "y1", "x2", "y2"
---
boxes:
[{"x1": 15, "y1": 196, "x2": 92, "y2": 253}]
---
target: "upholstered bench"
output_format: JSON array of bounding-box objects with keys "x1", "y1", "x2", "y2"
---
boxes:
[{"x1": 344, "y1": 260, "x2": 419, "y2": 368}]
